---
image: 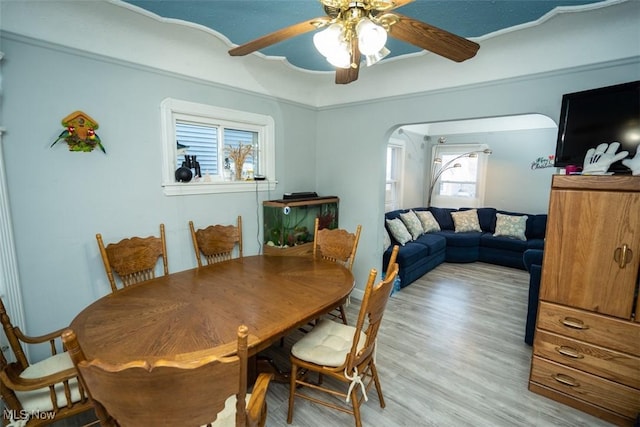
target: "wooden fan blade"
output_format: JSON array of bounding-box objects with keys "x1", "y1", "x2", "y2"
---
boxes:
[
  {"x1": 229, "y1": 17, "x2": 328, "y2": 56},
  {"x1": 388, "y1": 13, "x2": 479, "y2": 62},
  {"x1": 335, "y1": 37, "x2": 361, "y2": 84}
]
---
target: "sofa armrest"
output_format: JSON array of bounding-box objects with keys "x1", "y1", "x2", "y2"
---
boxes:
[{"x1": 523, "y1": 249, "x2": 543, "y2": 272}]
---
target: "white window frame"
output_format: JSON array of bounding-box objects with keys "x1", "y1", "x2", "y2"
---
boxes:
[
  {"x1": 430, "y1": 143, "x2": 489, "y2": 208},
  {"x1": 160, "y1": 98, "x2": 276, "y2": 196}
]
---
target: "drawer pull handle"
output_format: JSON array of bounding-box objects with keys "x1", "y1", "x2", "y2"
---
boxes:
[
  {"x1": 556, "y1": 346, "x2": 584, "y2": 359},
  {"x1": 553, "y1": 373, "x2": 579, "y2": 387},
  {"x1": 561, "y1": 317, "x2": 589, "y2": 330},
  {"x1": 613, "y1": 244, "x2": 633, "y2": 269}
]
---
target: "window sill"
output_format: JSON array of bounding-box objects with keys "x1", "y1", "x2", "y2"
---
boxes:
[{"x1": 162, "y1": 180, "x2": 277, "y2": 196}]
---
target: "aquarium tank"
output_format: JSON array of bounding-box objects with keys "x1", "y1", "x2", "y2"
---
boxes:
[{"x1": 263, "y1": 196, "x2": 339, "y2": 254}]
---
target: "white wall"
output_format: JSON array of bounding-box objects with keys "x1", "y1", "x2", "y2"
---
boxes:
[{"x1": 429, "y1": 126, "x2": 558, "y2": 213}]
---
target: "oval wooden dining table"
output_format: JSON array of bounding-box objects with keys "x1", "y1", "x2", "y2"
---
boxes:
[{"x1": 70, "y1": 255, "x2": 355, "y2": 364}]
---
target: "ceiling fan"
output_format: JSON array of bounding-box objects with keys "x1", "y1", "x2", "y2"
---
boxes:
[{"x1": 228, "y1": 0, "x2": 480, "y2": 85}]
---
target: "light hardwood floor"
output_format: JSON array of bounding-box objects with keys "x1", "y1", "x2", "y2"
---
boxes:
[{"x1": 56, "y1": 262, "x2": 614, "y2": 427}]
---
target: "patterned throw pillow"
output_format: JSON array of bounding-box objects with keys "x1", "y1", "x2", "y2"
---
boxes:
[
  {"x1": 383, "y1": 227, "x2": 391, "y2": 251},
  {"x1": 451, "y1": 209, "x2": 482, "y2": 233},
  {"x1": 493, "y1": 213, "x2": 528, "y2": 240},
  {"x1": 415, "y1": 210, "x2": 441, "y2": 233},
  {"x1": 386, "y1": 218, "x2": 412, "y2": 245},
  {"x1": 400, "y1": 210, "x2": 424, "y2": 240}
]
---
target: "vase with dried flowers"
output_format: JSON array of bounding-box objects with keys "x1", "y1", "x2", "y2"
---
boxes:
[{"x1": 225, "y1": 143, "x2": 253, "y2": 181}]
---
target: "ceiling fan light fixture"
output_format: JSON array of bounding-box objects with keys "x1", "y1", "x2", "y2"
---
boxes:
[
  {"x1": 364, "y1": 46, "x2": 390, "y2": 66},
  {"x1": 356, "y1": 17, "x2": 388, "y2": 55},
  {"x1": 326, "y1": 43, "x2": 352, "y2": 68},
  {"x1": 313, "y1": 23, "x2": 344, "y2": 58},
  {"x1": 228, "y1": 0, "x2": 480, "y2": 85}
]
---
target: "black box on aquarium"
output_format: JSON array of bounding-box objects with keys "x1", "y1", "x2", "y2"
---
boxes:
[{"x1": 263, "y1": 196, "x2": 339, "y2": 256}]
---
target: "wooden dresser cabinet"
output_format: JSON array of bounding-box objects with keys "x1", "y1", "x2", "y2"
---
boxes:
[{"x1": 529, "y1": 175, "x2": 640, "y2": 426}]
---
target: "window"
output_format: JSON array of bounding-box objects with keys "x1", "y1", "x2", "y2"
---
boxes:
[
  {"x1": 429, "y1": 144, "x2": 490, "y2": 208},
  {"x1": 161, "y1": 98, "x2": 276, "y2": 195},
  {"x1": 385, "y1": 143, "x2": 404, "y2": 211}
]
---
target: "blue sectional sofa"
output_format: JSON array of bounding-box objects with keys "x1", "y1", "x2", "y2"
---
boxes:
[{"x1": 383, "y1": 207, "x2": 547, "y2": 288}]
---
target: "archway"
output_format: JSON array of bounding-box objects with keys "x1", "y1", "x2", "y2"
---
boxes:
[{"x1": 385, "y1": 114, "x2": 558, "y2": 213}]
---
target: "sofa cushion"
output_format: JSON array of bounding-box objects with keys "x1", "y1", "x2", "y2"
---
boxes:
[
  {"x1": 493, "y1": 213, "x2": 528, "y2": 240},
  {"x1": 415, "y1": 210, "x2": 441, "y2": 233},
  {"x1": 526, "y1": 214, "x2": 547, "y2": 240},
  {"x1": 395, "y1": 242, "x2": 430, "y2": 265},
  {"x1": 383, "y1": 227, "x2": 391, "y2": 251},
  {"x1": 413, "y1": 233, "x2": 447, "y2": 255},
  {"x1": 386, "y1": 218, "x2": 412, "y2": 245},
  {"x1": 384, "y1": 209, "x2": 407, "y2": 222},
  {"x1": 437, "y1": 230, "x2": 481, "y2": 262},
  {"x1": 498, "y1": 210, "x2": 547, "y2": 240},
  {"x1": 400, "y1": 210, "x2": 424, "y2": 240},
  {"x1": 436, "y1": 230, "x2": 482, "y2": 247},
  {"x1": 451, "y1": 209, "x2": 482, "y2": 232},
  {"x1": 480, "y1": 233, "x2": 529, "y2": 252},
  {"x1": 475, "y1": 207, "x2": 497, "y2": 232},
  {"x1": 428, "y1": 207, "x2": 455, "y2": 230}
]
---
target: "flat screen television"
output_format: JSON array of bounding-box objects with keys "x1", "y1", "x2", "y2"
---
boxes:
[{"x1": 554, "y1": 80, "x2": 640, "y2": 174}]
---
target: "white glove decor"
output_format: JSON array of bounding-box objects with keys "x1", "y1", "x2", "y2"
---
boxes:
[
  {"x1": 622, "y1": 145, "x2": 640, "y2": 176},
  {"x1": 582, "y1": 142, "x2": 629, "y2": 175}
]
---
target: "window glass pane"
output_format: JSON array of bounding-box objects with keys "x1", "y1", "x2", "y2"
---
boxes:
[
  {"x1": 438, "y1": 154, "x2": 478, "y2": 198},
  {"x1": 385, "y1": 145, "x2": 402, "y2": 211},
  {"x1": 224, "y1": 128, "x2": 258, "y2": 178},
  {"x1": 176, "y1": 121, "x2": 218, "y2": 175},
  {"x1": 386, "y1": 146, "x2": 393, "y2": 181},
  {"x1": 430, "y1": 143, "x2": 489, "y2": 208}
]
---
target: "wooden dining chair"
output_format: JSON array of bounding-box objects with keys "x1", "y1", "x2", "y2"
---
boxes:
[
  {"x1": 287, "y1": 261, "x2": 399, "y2": 427},
  {"x1": 313, "y1": 217, "x2": 362, "y2": 325},
  {"x1": 384, "y1": 243, "x2": 400, "y2": 293},
  {"x1": 62, "y1": 324, "x2": 273, "y2": 427},
  {"x1": 189, "y1": 216, "x2": 243, "y2": 267},
  {"x1": 0, "y1": 298, "x2": 95, "y2": 426},
  {"x1": 96, "y1": 224, "x2": 168, "y2": 293},
  {"x1": 385, "y1": 244, "x2": 399, "y2": 279}
]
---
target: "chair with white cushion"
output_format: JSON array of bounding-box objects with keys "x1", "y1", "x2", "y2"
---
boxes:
[
  {"x1": 62, "y1": 324, "x2": 273, "y2": 427},
  {"x1": 287, "y1": 255, "x2": 399, "y2": 427},
  {"x1": 0, "y1": 298, "x2": 94, "y2": 426}
]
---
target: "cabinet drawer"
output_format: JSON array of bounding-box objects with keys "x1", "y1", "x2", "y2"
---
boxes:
[
  {"x1": 530, "y1": 356, "x2": 640, "y2": 419},
  {"x1": 534, "y1": 330, "x2": 640, "y2": 389},
  {"x1": 537, "y1": 301, "x2": 640, "y2": 356}
]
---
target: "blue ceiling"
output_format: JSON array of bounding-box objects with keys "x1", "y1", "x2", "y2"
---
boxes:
[{"x1": 125, "y1": 0, "x2": 606, "y2": 72}]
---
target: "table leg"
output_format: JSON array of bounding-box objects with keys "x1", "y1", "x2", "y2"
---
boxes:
[{"x1": 256, "y1": 355, "x2": 289, "y2": 383}]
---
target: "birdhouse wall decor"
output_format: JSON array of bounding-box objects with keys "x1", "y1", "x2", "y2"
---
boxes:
[{"x1": 51, "y1": 111, "x2": 106, "y2": 153}]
